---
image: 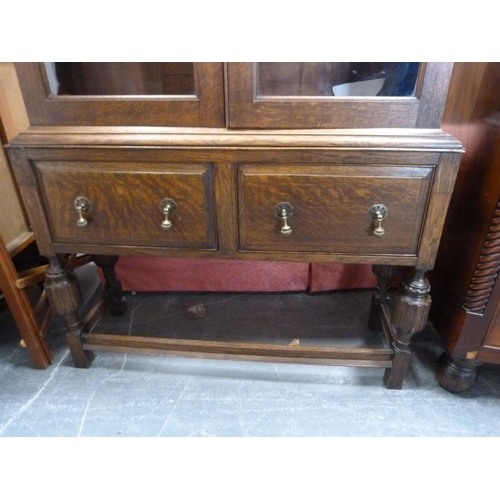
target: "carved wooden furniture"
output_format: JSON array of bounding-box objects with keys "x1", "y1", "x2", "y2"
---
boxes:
[
  {"x1": 5, "y1": 62, "x2": 463, "y2": 388},
  {"x1": 430, "y1": 63, "x2": 500, "y2": 391}
]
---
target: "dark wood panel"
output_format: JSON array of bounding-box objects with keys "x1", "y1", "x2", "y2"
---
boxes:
[
  {"x1": 238, "y1": 165, "x2": 432, "y2": 254},
  {"x1": 34, "y1": 161, "x2": 216, "y2": 249},
  {"x1": 431, "y1": 63, "x2": 500, "y2": 358}
]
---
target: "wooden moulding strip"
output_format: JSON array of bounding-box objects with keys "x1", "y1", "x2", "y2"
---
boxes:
[
  {"x1": 83, "y1": 333, "x2": 393, "y2": 368},
  {"x1": 11, "y1": 127, "x2": 465, "y2": 152}
]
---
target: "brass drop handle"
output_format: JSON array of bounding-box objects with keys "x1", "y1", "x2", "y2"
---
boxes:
[
  {"x1": 275, "y1": 202, "x2": 294, "y2": 236},
  {"x1": 159, "y1": 198, "x2": 178, "y2": 230},
  {"x1": 74, "y1": 196, "x2": 92, "y2": 227},
  {"x1": 369, "y1": 204, "x2": 388, "y2": 237}
]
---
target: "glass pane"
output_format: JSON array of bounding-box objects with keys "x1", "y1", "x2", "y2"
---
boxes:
[
  {"x1": 257, "y1": 63, "x2": 420, "y2": 97},
  {"x1": 44, "y1": 62, "x2": 196, "y2": 96}
]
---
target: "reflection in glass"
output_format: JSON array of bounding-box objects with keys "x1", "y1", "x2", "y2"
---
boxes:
[
  {"x1": 257, "y1": 63, "x2": 420, "y2": 97},
  {"x1": 44, "y1": 63, "x2": 196, "y2": 96}
]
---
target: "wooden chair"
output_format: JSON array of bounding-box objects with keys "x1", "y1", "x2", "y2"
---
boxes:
[{"x1": 0, "y1": 230, "x2": 92, "y2": 368}]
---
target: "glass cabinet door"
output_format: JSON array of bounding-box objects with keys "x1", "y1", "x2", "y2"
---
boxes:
[
  {"x1": 227, "y1": 62, "x2": 453, "y2": 129},
  {"x1": 15, "y1": 62, "x2": 225, "y2": 127}
]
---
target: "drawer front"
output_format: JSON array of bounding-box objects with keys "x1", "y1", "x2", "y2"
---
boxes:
[
  {"x1": 35, "y1": 161, "x2": 216, "y2": 249},
  {"x1": 238, "y1": 164, "x2": 433, "y2": 255}
]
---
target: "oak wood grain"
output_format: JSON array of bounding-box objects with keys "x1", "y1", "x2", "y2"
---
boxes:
[
  {"x1": 35, "y1": 161, "x2": 217, "y2": 250},
  {"x1": 238, "y1": 164, "x2": 433, "y2": 255}
]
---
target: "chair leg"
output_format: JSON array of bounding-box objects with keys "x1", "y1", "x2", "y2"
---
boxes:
[{"x1": 0, "y1": 235, "x2": 53, "y2": 368}]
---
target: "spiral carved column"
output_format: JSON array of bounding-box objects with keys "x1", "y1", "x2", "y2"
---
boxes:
[
  {"x1": 463, "y1": 199, "x2": 500, "y2": 315},
  {"x1": 436, "y1": 199, "x2": 500, "y2": 391}
]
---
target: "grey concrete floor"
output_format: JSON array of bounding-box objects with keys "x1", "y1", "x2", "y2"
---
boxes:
[{"x1": 1, "y1": 268, "x2": 500, "y2": 437}]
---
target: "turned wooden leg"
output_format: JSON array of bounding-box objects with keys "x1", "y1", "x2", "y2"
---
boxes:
[
  {"x1": 44, "y1": 257, "x2": 93, "y2": 368},
  {"x1": 93, "y1": 255, "x2": 127, "y2": 316},
  {"x1": 436, "y1": 352, "x2": 481, "y2": 392},
  {"x1": 384, "y1": 269, "x2": 431, "y2": 389},
  {"x1": 368, "y1": 265, "x2": 400, "y2": 331}
]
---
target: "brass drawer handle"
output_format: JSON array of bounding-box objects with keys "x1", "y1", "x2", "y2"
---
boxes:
[
  {"x1": 74, "y1": 196, "x2": 92, "y2": 227},
  {"x1": 159, "y1": 198, "x2": 178, "y2": 230},
  {"x1": 275, "y1": 202, "x2": 293, "y2": 236},
  {"x1": 369, "y1": 204, "x2": 388, "y2": 237}
]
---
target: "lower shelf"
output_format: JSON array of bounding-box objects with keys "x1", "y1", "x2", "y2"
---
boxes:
[{"x1": 82, "y1": 289, "x2": 394, "y2": 370}]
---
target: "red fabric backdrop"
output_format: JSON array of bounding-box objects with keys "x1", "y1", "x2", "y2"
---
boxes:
[{"x1": 113, "y1": 258, "x2": 376, "y2": 293}]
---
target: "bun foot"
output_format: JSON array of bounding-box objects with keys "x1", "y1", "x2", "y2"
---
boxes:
[{"x1": 436, "y1": 352, "x2": 481, "y2": 393}]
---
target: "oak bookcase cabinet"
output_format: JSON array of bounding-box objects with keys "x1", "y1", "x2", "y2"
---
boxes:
[{"x1": 6, "y1": 62, "x2": 463, "y2": 389}]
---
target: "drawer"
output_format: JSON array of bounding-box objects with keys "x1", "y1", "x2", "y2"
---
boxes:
[
  {"x1": 34, "y1": 161, "x2": 216, "y2": 249},
  {"x1": 238, "y1": 164, "x2": 433, "y2": 255}
]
